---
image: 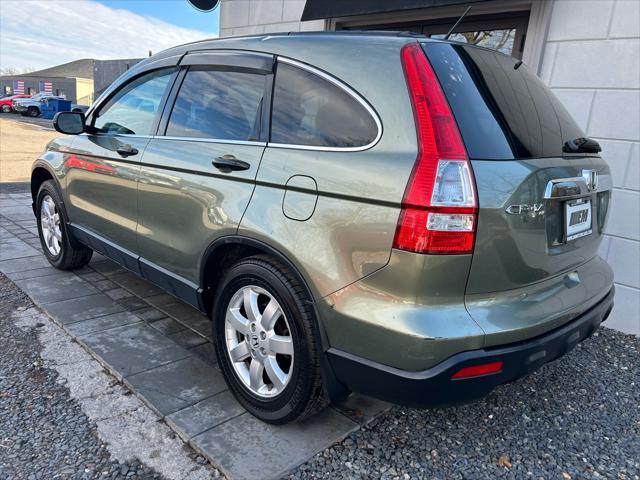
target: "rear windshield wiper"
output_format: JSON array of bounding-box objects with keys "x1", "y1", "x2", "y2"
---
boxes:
[{"x1": 563, "y1": 137, "x2": 601, "y2": 154}]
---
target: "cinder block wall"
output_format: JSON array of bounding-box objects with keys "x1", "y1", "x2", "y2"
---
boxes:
[
  {"x1": 539, "y1": 0, "x2": 639, "y2": 334},
  {"x1": 217, "y1": 0, "x2": 640, "y2": 335},
  {"x1": 219, "y1": 0, "x2": 324, "y2": 37}
]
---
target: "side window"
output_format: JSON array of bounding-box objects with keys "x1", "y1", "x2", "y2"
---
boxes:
[
  {"x1": 166, "y1": 68, "x2": 265, "y2": 141},
  {"x1": 271, "y1": 63, "x2": 378, "y2": 148},
  {"x1": 93, "y1": 68, "x2": 175, "y2": 135}
]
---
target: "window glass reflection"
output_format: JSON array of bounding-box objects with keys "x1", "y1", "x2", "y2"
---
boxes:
[
  {"x1": 167, "y1": 69, "x2": 265, "y2": 141},
  {"x1": 271, "y1": 63, "x2": 377, "y2": 148},
  {"x1": 95, "y1": 68, "x2": 175, "y2": 135},
  {"x1": 431, "y1": 29, "x2": 516, "y2": 55}
]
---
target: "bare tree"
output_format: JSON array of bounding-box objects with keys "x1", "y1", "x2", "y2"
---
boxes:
[
  {"x1": 0, "y1": 66, "x2": 37, "y2": 75},
  {"x1": 458, "y1": 29, "x2": 514, "y2": 53}
]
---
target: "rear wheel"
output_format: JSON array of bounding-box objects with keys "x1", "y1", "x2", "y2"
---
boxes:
[
  {"x1": 212, "y1": 256, "x2": 326, "y2": 424},
  {"x1": 1, "y1": 105, "x2": 10, "y2": 113},
  {"x1": 36, "y1": 180, "x2": 92, "y2": 270}
]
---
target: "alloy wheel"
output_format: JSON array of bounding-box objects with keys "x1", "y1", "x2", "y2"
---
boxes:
[
  {"x1": 40, "y1": 194, "x2": 62, "y2": 256},
  {"x1": 224, "y1": 285, "x2": 294, "y2": 398}
]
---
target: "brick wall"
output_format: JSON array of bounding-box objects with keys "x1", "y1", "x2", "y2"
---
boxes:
[
  {"x1": 540, "y1": 0, "x2": 640, "y2": 334},
  {"x1": 219, "y1": 0, "x2": 324, "y2": 37}
]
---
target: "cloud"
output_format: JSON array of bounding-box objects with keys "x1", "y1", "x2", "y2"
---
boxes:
[{"x1": 0, "y1": 0, "x2": 215, "y2": 71}]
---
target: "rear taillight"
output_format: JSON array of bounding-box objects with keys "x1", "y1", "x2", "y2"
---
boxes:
[{"x1": 393, "y1": 43, "x2": 477, "y2": 255}]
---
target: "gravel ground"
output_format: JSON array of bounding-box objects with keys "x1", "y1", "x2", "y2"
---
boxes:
[
  {"x1": 292, "y1": 327, "x2": 639, "y2": 480},
  {"x1": 1, "y1": 259, "x2": 637, "y2": 480},
  {"x1": 0, "y1": 274, "x2": 167, "y2": 480}
]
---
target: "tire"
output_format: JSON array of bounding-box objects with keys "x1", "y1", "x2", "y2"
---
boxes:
[
  {"x1": 212, "y1": 255, "x2": 326, "y2": 424},
  {"x1": 27, "y1": 106, "x2": 39, "y2": 117},
  {"x1": 36, "y1": 180, "x2": 93, "y2": 270},
  {"x1": 1, "y1": 105, "x2": 10, "y2": 113}
]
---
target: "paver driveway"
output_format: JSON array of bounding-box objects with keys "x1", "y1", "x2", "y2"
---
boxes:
[
  {"x1": 2, "y1": 189, "x2": 638, "y2": 480},
  {"x1": 0, "y1": 190, "x2": 388, "y2": 480}
]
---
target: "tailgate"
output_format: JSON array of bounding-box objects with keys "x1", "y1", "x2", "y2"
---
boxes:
[
  {"x1": 422, "y1": 40, "x2": 614, "y2": 340},
  {"x1": 469, "y1": 156, "x2": 612, "y2": 293},
  {"x1": 423, "y1": 41, "x2": 613, "y2": 292}
]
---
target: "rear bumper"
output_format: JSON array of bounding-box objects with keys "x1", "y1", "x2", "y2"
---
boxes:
[{"x1": 327, "y1": 287, "x2": 614, "y2": 408}]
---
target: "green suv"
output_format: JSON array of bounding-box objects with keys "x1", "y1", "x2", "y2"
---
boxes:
[{"x1": 31, "y1": 32, "x2": 614, "y2": 424}]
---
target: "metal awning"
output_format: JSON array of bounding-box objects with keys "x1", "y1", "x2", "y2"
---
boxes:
[{"x1": 301, "y1": 0, "x2": 490, "y2": 21}]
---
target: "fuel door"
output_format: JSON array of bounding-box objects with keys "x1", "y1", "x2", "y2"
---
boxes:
[{"x1": 282, "y1": 175, "x2": 318, "y2": 221}]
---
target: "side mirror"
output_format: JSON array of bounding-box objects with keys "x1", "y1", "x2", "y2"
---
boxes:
[{"x1": 53, "y1": 111, "x2": 86, "y2": 135}]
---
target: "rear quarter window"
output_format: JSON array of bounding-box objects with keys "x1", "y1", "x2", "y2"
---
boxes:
[{"x1": 270, "y1": 61, "x2": 379, "y2": 149}]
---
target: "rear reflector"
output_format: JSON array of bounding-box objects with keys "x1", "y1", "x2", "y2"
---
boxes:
[
  {"x1": 393, "y1": 43, "x2": 477, "y2": 255},
  {"x1": 451, "y1": 361, "x2": 503, "y2": 379}
]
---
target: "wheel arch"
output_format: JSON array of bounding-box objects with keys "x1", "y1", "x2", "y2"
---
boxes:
[
  {"x1": 30, "y1": 163, "x2": 63, "y2": 214},
  {"x1": 199, "y1": 235, "x2": 349, "y2": 402},
  {"x1": 200, "y1": 236, "x2": 319, "y2": 318}
]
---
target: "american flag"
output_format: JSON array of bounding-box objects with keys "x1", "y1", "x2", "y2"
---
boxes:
[
  {"x1": 39, "y1": 80, "x2": 53, "y2": 93},
  {"x1": 13, "y1": 80, "x2": 24, "y2": 94}
]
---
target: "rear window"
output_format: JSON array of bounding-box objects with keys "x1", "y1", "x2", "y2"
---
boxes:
[
  {"x1": 270, "y1": 62, "x2": 378, "y2": 148},
  {"x1": 423, "y1": 42, "x2": 585, "y2": 159}
]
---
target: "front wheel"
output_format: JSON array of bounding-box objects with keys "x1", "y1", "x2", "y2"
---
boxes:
[
  {"x1": 36, "y1": 180, "x2": 93, "y2": 270},
  {"x1": 213, "y1": 256, "x2": 326, "y2": 424},
  {"x1": 27, "y1": 106, "x2": 40, "y2": 117},
  {"x1": 1, "y1": 105, "x2": 11, "y2": 113}
]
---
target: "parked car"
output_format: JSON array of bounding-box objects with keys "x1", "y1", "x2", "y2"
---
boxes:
[
  {"x1": 32, "y1": 32, "x2": 614, "y2": 424},
  {"x1": 13, "y1": 93, "x2": 65, "y2": 117},
  {"x1": 0, "y1": 93, "x2": 30, "y2": 113},
  {"x1": 71, "y1": 104, "x2": 90, "y2": 114}
]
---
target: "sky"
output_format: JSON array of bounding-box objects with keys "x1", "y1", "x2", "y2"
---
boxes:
[{"x1": 0, "y1": 0, "x2": 219, "y2": 72}]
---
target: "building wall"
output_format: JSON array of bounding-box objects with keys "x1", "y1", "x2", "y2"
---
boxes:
[
  {"x1": 218, "y1": 0, "x2": 640, "y2": 334},
  {"x1": 93, "y1": 59, "x2": 142, "y2": 98},
  {"x1": 219, "y1": 0, "x2": 324, "y2": 37},
  {"x1": 75, "y1": 78, "x2": 95, "y2": 106},
  {"x1": 0, "y1": 76, "x2": 80, "y2": 102},
  {"x1": 538, "y1": 0, "x2": 640, "y2": 334}
]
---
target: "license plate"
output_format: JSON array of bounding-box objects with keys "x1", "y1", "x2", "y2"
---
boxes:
[{"x1": 565, "y1": 199, "x2": 592, "y2": 241}]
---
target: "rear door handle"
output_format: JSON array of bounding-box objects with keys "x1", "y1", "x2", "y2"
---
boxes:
[
  {"x1": 212, "y1": 155, "x2": 250, "y2": 172},
  {"x1": 116, "y1": 144, "x2": 139, "y2": 157}
]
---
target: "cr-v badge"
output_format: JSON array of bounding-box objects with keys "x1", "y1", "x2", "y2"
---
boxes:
[{"x1": 505, "y1": 203, "x2": 544, "y2": 218}]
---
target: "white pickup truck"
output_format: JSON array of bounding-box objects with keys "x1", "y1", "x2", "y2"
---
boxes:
[{"x1": 13, "y1": 93, "x2": 65, "y2": 117}]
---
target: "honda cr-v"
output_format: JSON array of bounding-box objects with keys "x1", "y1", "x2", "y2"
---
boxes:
[{"x1": 32, "y1": 32, "x2": 614, "y2": 424}]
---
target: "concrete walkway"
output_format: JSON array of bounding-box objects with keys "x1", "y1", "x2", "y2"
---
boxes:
[{"x1": 0, "y1": 191, "x2": 389, "y2": 480}]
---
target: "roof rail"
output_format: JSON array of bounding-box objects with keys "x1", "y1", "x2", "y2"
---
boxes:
[{"x1": 281, "y1": 30, "x2": 426, "y2": 38}]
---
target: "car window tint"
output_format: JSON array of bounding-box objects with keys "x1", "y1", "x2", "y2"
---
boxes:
[
  {"x1": 94, "y1": 68, "x2": 175, "y2": 136},
  {"x1": 271, "y1": 63, "x2": 378, "y2": 148},
  {"x1": 423, "y1": 43, "x2": 585, "y2": 159},
  {"x1": 166, "y1": 68, "x2": 265, "y2": 141}
]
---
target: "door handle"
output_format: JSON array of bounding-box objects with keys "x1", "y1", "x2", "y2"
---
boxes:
[
  {"x1": 116, "y1": 144, "x2": 139, "y2": 157},
  {"x1": 212, "y1": 155, "x2": 250, "y2": 172}
]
